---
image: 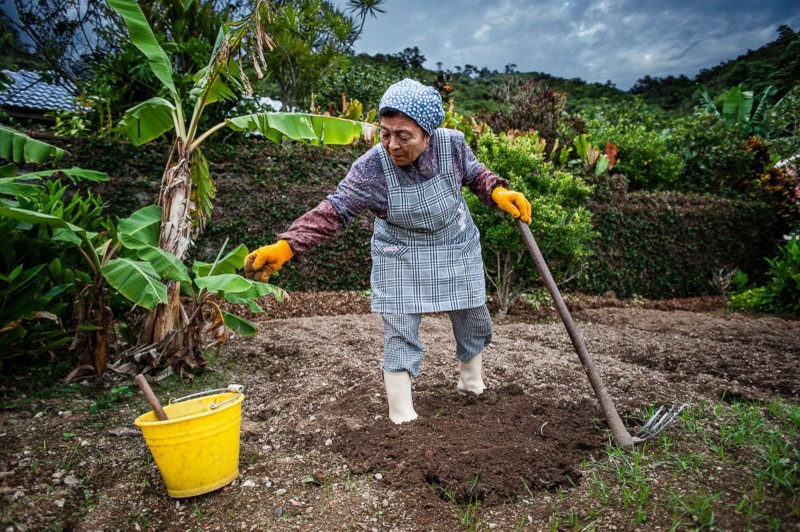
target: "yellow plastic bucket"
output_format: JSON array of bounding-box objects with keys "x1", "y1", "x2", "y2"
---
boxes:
[{"x1": 134, "y1": 386, "x2": 245, "y2": 498}]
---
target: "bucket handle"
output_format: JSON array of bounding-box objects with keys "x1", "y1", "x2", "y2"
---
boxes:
[{"x1": 169, "y1": 384, "x2": 244, "y2": 409}]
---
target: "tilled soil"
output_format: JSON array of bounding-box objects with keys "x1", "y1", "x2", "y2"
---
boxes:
[
  {"x1": 1, "y1": 292, "x2": 798, "y2": 530},
  {"x1": 324, "y1": 386, "x2": 602, "y2": 505}
]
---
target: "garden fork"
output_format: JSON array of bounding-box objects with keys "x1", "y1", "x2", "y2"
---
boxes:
[{"x1": 515, "y1": 220, "x2": 685, "y2": 447}]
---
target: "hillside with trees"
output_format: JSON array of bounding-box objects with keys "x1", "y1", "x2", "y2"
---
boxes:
[
  {"x1": 323, "y1": 24, "x2": 799, "y2": 119},
  {"x1": 631, "y1": 25, "x2": 800, "y2": 115}
]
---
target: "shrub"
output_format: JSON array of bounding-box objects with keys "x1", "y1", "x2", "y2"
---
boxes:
[
  {"x1": 479, "y1": 77, "x2": 585, "y2": 158},
  {"x1": 767, "y1": 84, "x2": 800, "y2": 161},
  {"x1": 742, "y1": 137, "x2": 800, "y2": 229},
  {"x1": 585, "y1": 99, "x2": 683, "y2": 190},
  {"x1": 316, "y1": 61, "x2": 398, "y2": 114},
  {"x1": 729, "y1": 237, "x2": 800, "y2": 313},
  {"x1": 1, "y1": 177, "x2": 111, "y2": 368},
  {"x1": 470, "y1": 131, "x2": 595, "y2": 317},
  {"x1": 666, "y1": 112, "x2": 755, "y2": 194}
]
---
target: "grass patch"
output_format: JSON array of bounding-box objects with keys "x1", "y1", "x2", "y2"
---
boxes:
[{"x1": 559, "y1": 397, "x2": 799, "y2": 530}]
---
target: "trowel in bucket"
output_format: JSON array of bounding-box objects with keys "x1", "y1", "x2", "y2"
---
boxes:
[
  {"x1": 515, "y1": 219, "x2": 685, "y2": 447},
  {"x1": 133, "y1": 378, "x2": 247, "y2": 497}
]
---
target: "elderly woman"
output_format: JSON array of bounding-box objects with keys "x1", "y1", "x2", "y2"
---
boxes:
[{"x1": 244, "y1": 78, "x2": 531, "y2": 424}]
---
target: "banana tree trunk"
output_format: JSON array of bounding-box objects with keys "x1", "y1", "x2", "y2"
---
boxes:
[
  {"x1": 159, "y1": 144, "x2": 193, "y2": 260},
  {"x1": 143, "y1": 143, "x2": 194, "y2": 351}
]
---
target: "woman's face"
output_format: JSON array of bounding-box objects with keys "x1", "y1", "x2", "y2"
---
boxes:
[{"x1": 379, "y1": 114, "x2": 430, "y2": 167}]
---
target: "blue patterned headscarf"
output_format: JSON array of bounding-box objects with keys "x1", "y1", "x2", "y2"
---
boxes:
[{"x1": 378, "y1": 78, "x2": 445, "y2": 136}]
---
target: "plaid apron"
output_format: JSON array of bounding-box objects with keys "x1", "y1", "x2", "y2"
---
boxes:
[{"x1": 371, "y1": 129, "x2": 486, "y2": 314}]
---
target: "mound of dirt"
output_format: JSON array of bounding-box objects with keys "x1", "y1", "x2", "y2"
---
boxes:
[{"x1": 320, "y1": 385, "x2": 603, "y2": 505}]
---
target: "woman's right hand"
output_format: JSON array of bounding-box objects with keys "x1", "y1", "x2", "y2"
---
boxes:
[{"x1": 243, "y1": 240, "x2": 294, "y2": 282}]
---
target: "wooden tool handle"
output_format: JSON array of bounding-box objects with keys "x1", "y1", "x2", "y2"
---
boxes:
[
  {"x1": 135, "y1": 374, "x2": 169, "y2": 421},
  {"x1": 516, "y1": 220, "x2": 634, "y2": 447}
]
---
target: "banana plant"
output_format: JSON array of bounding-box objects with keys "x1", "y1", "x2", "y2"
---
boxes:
[
  {"x1": 109, "y1": 0, "x2": 375, "y2": 260},
  {"x1": 102, "y1": 204, "x2": 285, "y2": 379},
  {"x1": 1, "y1": 168, "x2": 280, "y2": 377},
  {"x1": 108, "y1": 0, "x2": 375, "y2": 356},
  {"x1": 697, "y1": 83, "x2": 778, "y2": 138}
]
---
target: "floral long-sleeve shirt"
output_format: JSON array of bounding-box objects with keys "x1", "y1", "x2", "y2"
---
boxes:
[{"x1": 277, "y1": 128, "x2": 509, "y2": 256}]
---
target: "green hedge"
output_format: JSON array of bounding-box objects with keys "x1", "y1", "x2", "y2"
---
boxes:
[
  {"x1": 577, "y1": 192, "x2": 784, "y2": 298},
  {"x1": 198, "y1": 139, "x2": 373, "y2": 291},
  {"x1": 46, "y1": 134, "x2": 783, "y2": 297},
  {"x1": 51, "y1": 134, "x2": 374, "y2": 291}
]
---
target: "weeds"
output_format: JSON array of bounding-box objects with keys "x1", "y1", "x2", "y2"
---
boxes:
[
  {"x1": 433, "y1": 473, "x2": 483, "y2": 530},
  {"x1": 586, "y1": 471, "x2": 609, "y2": 505},
  {"x1": 678, "y1": 400, "x2": 706, "y2": 435},
  {"x1": 669, "y1": 488, "x2": 719, "y2": 529},
  {"x1": 572, "y1": 398, "x2": 800, "y2": 529},
  {"x1": 605, "y1": 442, "x2": 658, "y2": 523},
  {"x1": 548, "y1": 508, "x2": 578, "y2": 531},
  {"x1": 89, "y1": 385, "x2": 133, "y2": 413},
  {"x1": 519, "y1": 476, "x2": 535, "y2": 505}
]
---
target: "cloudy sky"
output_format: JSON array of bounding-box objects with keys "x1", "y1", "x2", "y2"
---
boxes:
[{"x1": 331, "y1": 0, "x2": 800, "y2": 90}]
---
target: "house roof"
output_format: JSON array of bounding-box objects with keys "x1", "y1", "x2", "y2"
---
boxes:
[{"x1": 0, "y1": 70, "x2": 80, "y2": 113}]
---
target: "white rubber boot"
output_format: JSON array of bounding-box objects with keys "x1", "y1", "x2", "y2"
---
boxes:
[
  {"x1": 457, "y1": 353, "x2": 486, "y2": 395},
  {"x1": 383, "y1": 370, "x2": 418, "y2": 424}
]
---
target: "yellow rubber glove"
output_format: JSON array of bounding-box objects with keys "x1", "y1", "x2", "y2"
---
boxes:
[
  {"x1": 243, "y1": 240, "x2": 294, "y2": 283},
  {"x1": 491, "y1": 187, "x2": 532, "y2": 224}
]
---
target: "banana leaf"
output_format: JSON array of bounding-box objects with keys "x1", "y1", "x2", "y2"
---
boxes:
[
  {"x1": 220, "y1": 292, "x2": 264, "y2": 313},
  {"x1": 136, "y1": 245, "x2": 191, "y2": 283},
  {"x1": 195, "y1": 273, "x2": 286, "y2": 301},
  {"x1": 310, "y1": 114, "x2": 372, "y2": 145},
  {"x1": 190, "y1": 148, "x2": 215, "y2": 223},
  {"x1": 721, "y1": 86, "x2": 754, "y2": 129},
  {"x1": 0, "y1": 127, "x2": 67, "y2": 164},
  {"x1": 107, "y1": 0, "x2": 178, "y2": 97},
  {"x1": 0, "y1": 177, "x2": 40, "y2": 199},
  {"x1": 738, "y1": 91, "x2": 754, "y2": 125},
  {"x1": 192, "y1": 244, "x2": 249, "y2": 277},
  {"x1": 751, "y1": 85, "x2": 778, "y2": 135},
  {"x1": 226, "y1": 112, "x2": 317, "y2": 143},
  {"x1": 697, "y1": 84, "x2": 717, "y2": 114},
  {"x1": 194, "y1": 273, "x2": 253, "y2": 294},
  {"x1": 100, "y1": 258, "x2": 169, "y2": 310},
  {"x1": 118, "y1": 204, "x2": 162, "y2": 250},
  {"x1": 20, "y1": 167, "x2": 109, "y2": 183},
  {"x1": 220, "y1": 310, "x2": 258, "y2": 336},
  {"x1": 117, "y1": 98, "x2": 177, "y2": 146},
  {"x1": 225, "y1": 113, "x2": 372, "y2": 145},
  {"x1": 0, "y1": 206, "x2": 92, "y2": 239},
  {"x1": 191, "y1": 64, "x2": 238, "y2": 106}
]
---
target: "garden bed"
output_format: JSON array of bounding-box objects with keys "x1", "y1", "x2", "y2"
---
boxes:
[{"x1": 1, "y1": 291, "x2": 798, "y2": 530}]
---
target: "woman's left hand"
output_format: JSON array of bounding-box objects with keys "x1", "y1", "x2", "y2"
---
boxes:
[{"x1": 491, "y1": 187, "x2": 532, "y2": 224}]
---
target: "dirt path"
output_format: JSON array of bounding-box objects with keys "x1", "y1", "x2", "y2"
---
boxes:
[{"x1": 1, "y1": 294, "x2": 798, "y2": 530}]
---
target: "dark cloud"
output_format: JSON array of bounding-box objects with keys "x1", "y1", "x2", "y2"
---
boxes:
[{"x1": 333, "y1": 0, "x2": 800, "y2": 89}]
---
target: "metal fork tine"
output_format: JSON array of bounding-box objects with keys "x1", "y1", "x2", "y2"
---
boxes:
[
  {"x1": 643, "y1": 406, "x2": 677, "y2": 436},
  {"x1": 639, "y1": 406, "x2": 664, "y2": 432},
  {"x1": 635, "y1": 403, "x2": 686, "y2": 440},
  {"x1": 640, "y1": 405, "x2": 681, "y2": 439}
]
